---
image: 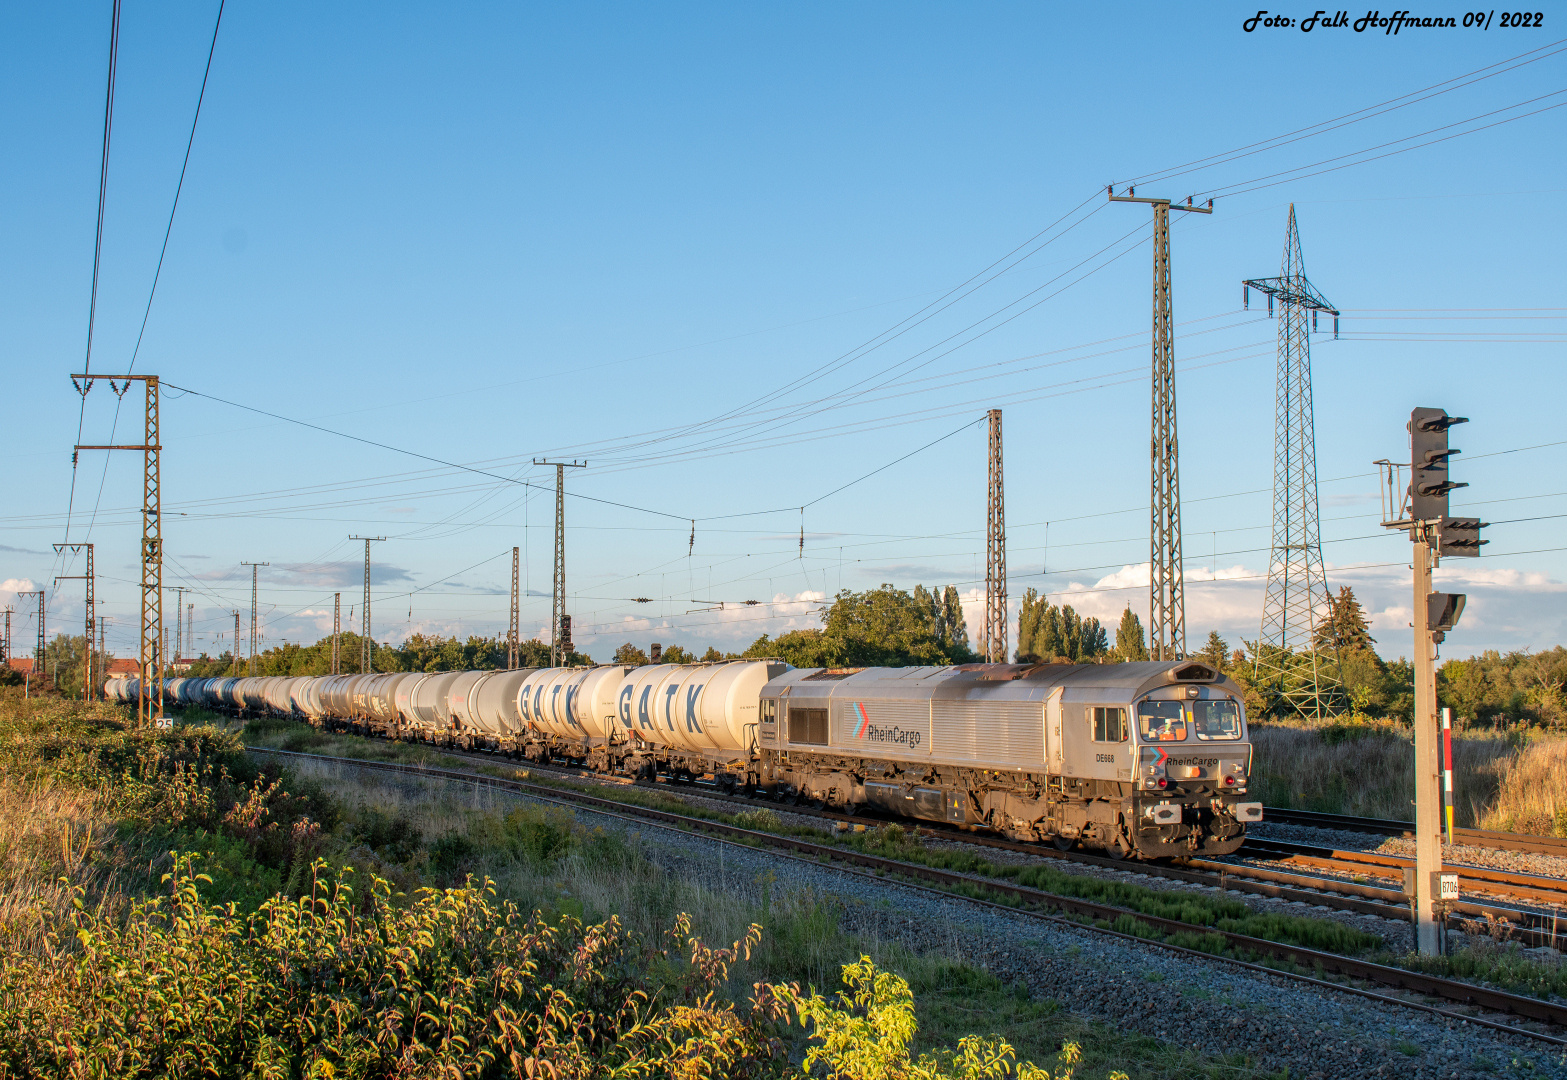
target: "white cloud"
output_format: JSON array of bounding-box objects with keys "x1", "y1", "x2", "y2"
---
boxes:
[{"x1": 1, "y1": 578, "x2": 38, "y2": 594}]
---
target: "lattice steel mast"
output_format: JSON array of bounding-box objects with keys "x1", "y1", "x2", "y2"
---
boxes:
[
  {"x1": 53, "y1": 542, "x2": 95, "y2": 699},
  {"x1": 73, "y1": 374, "x2": 163, "y2": 724},
  {"x1": 1109, "y1": 188, "x2": 1212, "y2": 660},
  {"x1": 534, "y1": 460, "x2": 584, "y2": 666},
  {"x1": 1244, "y1": 205, "x2": 1342, "y2": 718},
  {"x1": 16, "y1": 591, "x2": 45, "y2": 689},
  {"x1": 984, "y1": 409, "x2": 1007, "y2": 662},
  {"x1": 349, "y1": 537, "x2": 385, "y2": 673},
  {"x1": 241, "y1": 561, "x2": 267, "y2": 675},
  {"x1": 332, "y1": 592, "x2": 341, "y2": 675},
  {"x1": 509, "y1": 545, "x2": 520, "y2": 669}
]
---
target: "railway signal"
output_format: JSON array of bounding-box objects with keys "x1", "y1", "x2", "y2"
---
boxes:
[{"x1": 1377, "y1": 405, "x2": 1483, "y2": 957}]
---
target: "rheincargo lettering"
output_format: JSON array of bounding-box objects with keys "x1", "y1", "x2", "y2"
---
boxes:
[{"x1": 865, "y1": 723, "x2": 923, "y2": 749}]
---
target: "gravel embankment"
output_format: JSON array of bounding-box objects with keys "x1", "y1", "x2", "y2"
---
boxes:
[{"x1": 288, "y1": 754, "x2": 1567, "y2": 1079}]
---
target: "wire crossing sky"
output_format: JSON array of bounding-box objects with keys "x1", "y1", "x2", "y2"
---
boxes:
[{"x1": 3, "y1": 5, "x2": 1564, "y2": 662}]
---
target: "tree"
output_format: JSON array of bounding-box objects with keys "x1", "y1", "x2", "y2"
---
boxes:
[
  {"x1": 1314, "y1": 586, "x2": 1375, "y2": 652},
  {"x1": 1115, "y1": 607, "x2": 1148, "y2": 662},
  {"x1": 1199, "y1": 631, "x2": 1228, "y2": 671},
  {"x1": 1015, "y1": 588, "x2": 1042, "y2": 662},
  {"x1": 612, "y1": 643, "x2": 650, "y2": 666},
  {"x1": 1079, "y1": 617, "x2": 1109, "y2": 659},
  {"x1": 661, "y1": 645, "x2": 697, "y2": 665},
  {"x1": 700, "y1": 646, "x2": 725, "y2": 662},
  {"x1": 742, "y1": 585, "x2": 977, "y2": 668},
  {"x1": 940, "y1": 587, "x2": 968, "y2": 652}
]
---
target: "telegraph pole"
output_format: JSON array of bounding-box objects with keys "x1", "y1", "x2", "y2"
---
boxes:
[
  {"x1": 73, "y1": 373, "x2": 163, "y2": 725},
  {"x1": 1245, "y1": 205, "x2": 1343, "y2": 718},
  {"x1": 241, "y1": 562, "x2": 268, "y2": 675},
  {"x1": 984, "y1": 409, "x2": 1007, "y2": 662},
  {"x1": 533, "y1": 460, "x2": 585, "y2": 666},
  {"x1": 332, "y1": 592, "x2": 341, "y2": 675},
  {"x1": 1377, "y1": 408, "x2": 1483, "y2": 956},
  {"x1": 1108, "y1": 188, "x2": 1211, "y2": 661},
  {"x1": 509, "y1": 546, "x2": 520, "y2": 669},
  {"x1": 53, "y1": 542, "x2": 96, "y2": 700},
  {"x1": 349, "y1": 537, "x2": 385, "y2": 673},
  {"x1": 187, "y1": 602, "x2": 193, "y2": 660}
]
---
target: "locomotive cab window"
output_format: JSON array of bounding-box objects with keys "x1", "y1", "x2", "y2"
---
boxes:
[
  {"x1": 789, "y1": 707, "x2": 829, "y2": 746},
  {"x1": 1192, "y1": 699, "x2": 1241, "y2": 740},
  {"x1": 1138, "y1": 700, "x2": 1186, "y2": 742},
  {"x1": 1091, "y1": 706, "x2": 1128, "y2": 742}
]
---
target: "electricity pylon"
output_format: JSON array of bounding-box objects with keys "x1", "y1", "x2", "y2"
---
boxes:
[
  {"x1": 332, "y1": 592, "x2": 341, "y2": 675},
  {"x1": 534, "y1": 460, "x2": 584, "y2": 666},
  {"x1": 241, "y1": 562, "x2": 268, "y2": 675},
  {"x1": 509, "y1": 546, "x2": 520, "y2": 669},
  {"x1": 983, "y1": 409, "x2": 1007, "y2": 662},
  {"x1": 53, "y1": 542, "x2": 95, "y2": 699},
  {"x1": 1245, "y1": 204, "x2": 1343, "y2": 719},
  {"x1": 1109, "y1": 188, "x2": 1212, "y2": 660},
  {"x1": 349, "y1": 536, "x2": 385, "y2": 672},
  {"x1": 16, "y1": 591, "x2": 45, "y2": 688},
  {"x1": 73, "y1": 373, "x2": 163, "y2": 724}
]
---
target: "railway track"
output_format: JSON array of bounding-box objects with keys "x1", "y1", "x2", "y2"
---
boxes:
[
  {"x1": 1262, "y1": 806, "x2": 1567, "y2": 859},
  {"x1": 1243, "y1": 838, "x2": 1567, "y2": 911},
  {"x1": 246, "y1": 744, "x2": 1567, "y2": 1044},
  {"x1": 255, "y1": 733, "x2": 1567, "y2": 948}
]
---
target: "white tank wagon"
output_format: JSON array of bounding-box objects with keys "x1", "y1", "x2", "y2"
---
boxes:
[
  {"x1": 617, "y1": 661, "x2": 787, "y2": 783},
  {"x1": 469, "y1": 669, "x2": 532, "y2": 744},
  {"x1": 407, "y1": 671, "x2": 462, "y2": 737},
  {"x1": 758, "y1": 660, "x2": 1258, "y2": 859}
]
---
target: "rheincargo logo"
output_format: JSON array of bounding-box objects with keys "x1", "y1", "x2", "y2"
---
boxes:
[
  {"x1": 864, "y1": 723, "x2": 922, "y2": 749},
  {"x1": 852, "y1": 702, "x2": 871, "y2": 738}
]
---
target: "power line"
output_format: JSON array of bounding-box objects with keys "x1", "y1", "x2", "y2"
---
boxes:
[{"x1": 125, "y1": 0, "x2": 225, "y2": 375}]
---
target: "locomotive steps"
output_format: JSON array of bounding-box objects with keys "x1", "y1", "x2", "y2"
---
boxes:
[{"x1": 246, "y1": 742, "x2": 1567, "y2": 1045}]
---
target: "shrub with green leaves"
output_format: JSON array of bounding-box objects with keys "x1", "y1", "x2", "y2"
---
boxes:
[{"x1": 0, "y1": 854, "x2": 1100, "y2": 1080}]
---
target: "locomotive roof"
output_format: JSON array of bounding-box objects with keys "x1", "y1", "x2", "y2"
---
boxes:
[{"x1": 767, "y1": 659, "x2": 1237, "y2": 701}]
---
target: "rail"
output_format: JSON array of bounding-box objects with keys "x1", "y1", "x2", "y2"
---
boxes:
[{"x1": 1263, "y1": 807, "x2": 1567, "y2": 858}]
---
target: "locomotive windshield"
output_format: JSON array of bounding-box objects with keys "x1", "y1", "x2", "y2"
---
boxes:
[
  {"x1": 1192, "y1": 699, "x2": 1242, "y2": 740},
  {"x1": 1137, "y1": 700, "x2": 1186, "y2": 742}
]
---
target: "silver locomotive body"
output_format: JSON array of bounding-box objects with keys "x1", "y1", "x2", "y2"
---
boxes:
[{"x1": 758, "y1": 659, "x2": 1258, "y2": 858}]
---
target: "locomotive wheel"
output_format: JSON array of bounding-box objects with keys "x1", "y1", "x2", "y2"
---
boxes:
[
  {"x1": 1104, "y1": 832, "x2": 1131, "y2": 860},
  {"x1": 1052, "y1": 835, "x2": 1074, "y2": 852}
]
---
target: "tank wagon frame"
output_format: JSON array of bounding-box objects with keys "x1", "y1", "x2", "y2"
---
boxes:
[{"x1": 117, "y1": 658, "x2": 1259, "y2": 859}]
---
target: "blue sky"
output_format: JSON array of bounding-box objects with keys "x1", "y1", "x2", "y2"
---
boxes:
[{"x1": 4, "y1": 3, "x2": 1564, "y2": 664}]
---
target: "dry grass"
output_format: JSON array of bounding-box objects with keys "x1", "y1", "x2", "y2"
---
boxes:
[
  {"x1": 1251, "y1": 720, "x2": 1567, "y2": 834},
  {"x1": 0, "y1": 776, "x2": 130, "y2": 948},
  {"x1": 1479, "y1": 737, "x2": 1567, "y2": 836}
]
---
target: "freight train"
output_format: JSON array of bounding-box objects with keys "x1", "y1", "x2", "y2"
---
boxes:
[{"x1": 109, "y1": 658, "x2": 1261, "y2": 859}]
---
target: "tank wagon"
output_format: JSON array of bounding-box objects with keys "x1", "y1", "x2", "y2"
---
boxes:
[{"x1": 152, "y1": 657, "x2": 1257, "y2": 858}]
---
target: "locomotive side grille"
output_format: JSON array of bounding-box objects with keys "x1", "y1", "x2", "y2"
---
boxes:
[{"x1": 931, "y1": 700, "x2": 1043, "y2": 764}]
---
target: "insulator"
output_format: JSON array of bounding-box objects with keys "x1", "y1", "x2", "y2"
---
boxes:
[
  {"x1": 1267, "y1": 294, "x2": 1273, "y2": 316},
  {"x1": 1313, "y1": 310, "x2": 1318, "y2": 332},
  {"x1": 1333, "y1": 315, "x2": 1339, "y2": 339},
  {"x1": 1243, "y1": 285, "x2": 1249, "y2": 310}
]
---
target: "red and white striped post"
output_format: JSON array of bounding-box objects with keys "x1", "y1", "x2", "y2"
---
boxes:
[{"x1": 1441, "y1": 707, "x2": 1455, "y2": 844}]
